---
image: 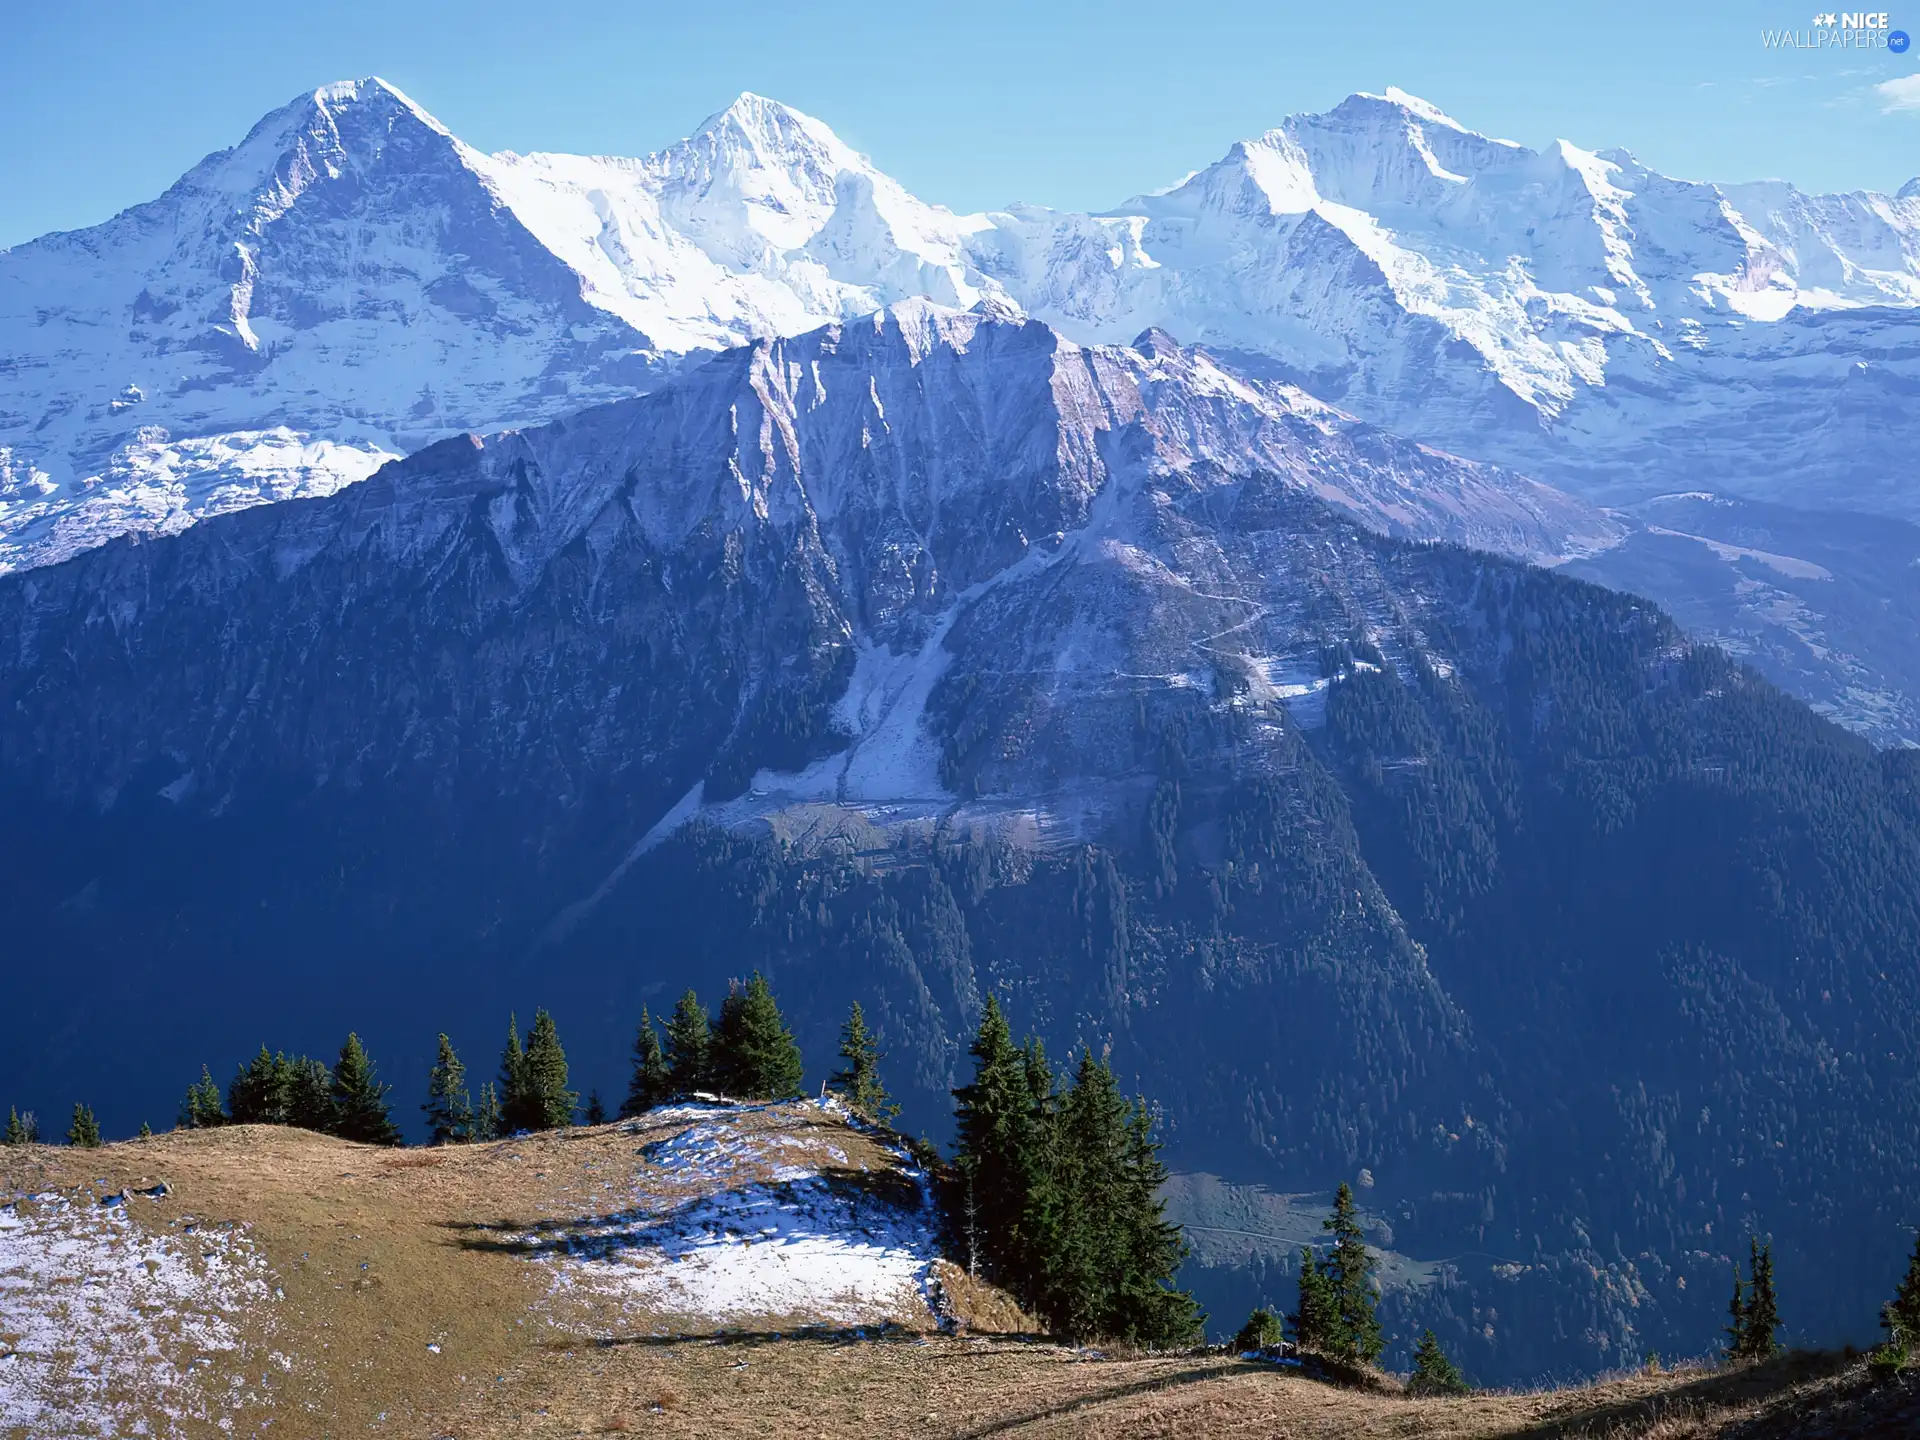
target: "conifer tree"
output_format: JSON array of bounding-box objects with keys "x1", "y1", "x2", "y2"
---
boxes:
[
  {"x1": 1044, "y1": 1049, "x2": 1132, "y2": 1340},
  {"x1": 285, "y1": 1056, "x2": 336, "y2": 1134},
  {"x1": 1408, "y1": 1329, "x2": 1470, "y2": 1395},
  {"x1": 584, "y1": 1090, "x2": 607, "y2": 1126},
  {"x1": 1883, "y1": 1233, "x2": 1920, "y2": 1351},
  {"x1": 1741, "y1": 1237, "x2": 1780, "y2": 1360},
  {"x1": 951, "y1": 996, "x2": 1038, "y2": 1281},
  {"x1": 472, "y1": 1081, "x2": 503, "y2": 1142},
  {"x1": 330, "y1": 1033, "x2": 401, "y2": 1146},
  {"x1": 621, "y1": 1006, "x2": 671, "y2": 1118},
  {"x1": 67, "y1": 1103, "x2": 101, "y2": 1147},
  {"x1": 1323, "y1": 1182, "x2": 1384, "y2": 1363},
  {"x1": 1234, "y1": 1307, "x2": 1285, "y2": 1352},
  {"x1": 228, "y1": 1046, "x2": 293, "y2": 1125},
  {"x1": 663, "y1": 990, "x2": 711, "y2": 1096},
  {"x1": 520, "y1": 1009, "x2": 577, "y2": 1130},
  {"x1": 712, "y1": 973, "x2": 804, "y2": 1099},
  {"x1": 1292, "y1": 1247, "x2": 1338, "y2": 1353},
  {"x1": 3, "y1": 1106, "x2": 25, "y2": 1146},
  {"x1": 1725, "y1": 1259, "x2": 1750, "y2": 1359},
  {"x1": 422, "y1": 1033, "x2": 473, "y2": 1145},
  {"x1": 827, "y1": 1002, "x2": 897, "y2": 1121},
  {"x1": 179, "y1": 1066, "x2": 227, "y2": 1129},
  {"x1": 137, "y1": 1120, "x2": 153, "y2": 1139},
  {"x1": 498, "y1": 1014, "x2": 530, "y2": 1133},
  {"x1": 1113, "y1": 1094, "x2": 1200, "y2": 1346}
]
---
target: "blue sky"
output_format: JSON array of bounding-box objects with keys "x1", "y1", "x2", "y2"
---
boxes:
[{"x1": 4, "y1": 0, "x2": 1918, "y2": 249}]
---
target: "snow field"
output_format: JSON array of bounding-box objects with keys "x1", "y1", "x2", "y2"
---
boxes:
[{"x1": 0, "y1": 1188, "x2": 282, "y2": 1434}]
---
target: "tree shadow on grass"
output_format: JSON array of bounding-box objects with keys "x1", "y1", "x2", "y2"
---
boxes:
[
  {"x1": 1510, "y1": 1350, "x2": 1854, "y2": 1439},
  {"x1": 943, "y1": 1363, "x2": 1237, "y2": 1438},
  {"x1": 437, "y1": 1159, "x2": 924, "y2": 1261}
]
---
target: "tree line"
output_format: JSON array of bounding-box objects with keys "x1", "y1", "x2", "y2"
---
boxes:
[{"x1": 13, "y1": 970, "x2": 1920, "y2": 1373}]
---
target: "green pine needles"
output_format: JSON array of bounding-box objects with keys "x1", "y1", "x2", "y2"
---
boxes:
[
  {"x1": 422, "y1": 1033, "x2": 473, "y2": 1144},
  {"x1": 179, "y1": 1066, "x2": 227, "y2": 1129},
  {"x1": 1725, "y1": 1236, "x2": 1782, "y2": 1363},
  {"x1": 1884, "y1": 1233, "x2": 1920, "y2": 1352},
  {"x1": 621, "y1": 1006, "x2": 671, "y2": 1118},
  {"x1": 1408, "y1": 1329, "x2": 1471, "y2": 1395},
  {"x1": 3, "y1": 1107, "x2": 36, "y2": 1145},
  {"x1": 1233, "y1": 1306, "x2": 1285, "y2": 1353},
  {"x1": 1292, "y1": 1183, "x2": 1384, "y2": 1364},
  {"x1": 500, "y1": 1009, "x2": 577, "y2": 1133},
  {"x1": 663, "y1": 990, "x2": 712, "y2": 1096},
  {"x1": 949, "y1": 997, "x2": 1201, "y2": 1347},
  {"x1": 331, "y1": 1033, "x2": 401, "y2": 1146},
  {"x1": 828, "y1": 1001, "x2": 897, "y2": 1122},
  {"x1": 66, "y1": 1103, "x2": 102, "y2": 1148},
  {"x1": 713, "y1": 973, "x2": 804, "y2": 1100}
]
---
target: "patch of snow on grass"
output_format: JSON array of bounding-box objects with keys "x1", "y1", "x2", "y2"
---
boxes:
[
  {"x1": 0, "y1": 1188, "x2": 279, "y2": 1433},
  {"x1": 531, "y1": 1101, "x2": 941, "y2": 1329}
]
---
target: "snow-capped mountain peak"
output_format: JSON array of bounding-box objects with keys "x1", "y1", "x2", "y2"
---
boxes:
[{"x1": 4, "y1": 81, "x2": 1920, "y2": 576}]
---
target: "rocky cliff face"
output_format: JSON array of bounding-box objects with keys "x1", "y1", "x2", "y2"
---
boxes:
[{"x1": 0, "y1": 305, "x2": 1605, "y2": 834}]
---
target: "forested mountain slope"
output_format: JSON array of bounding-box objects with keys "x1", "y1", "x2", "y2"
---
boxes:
[{"x1": 1, "y1": 310, "x2": 1915, "y2": 1382}]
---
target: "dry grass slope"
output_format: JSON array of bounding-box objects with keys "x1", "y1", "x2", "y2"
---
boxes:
[{"x1": 2, "y1": 1103, "x2": 1913, "y2": 1439}]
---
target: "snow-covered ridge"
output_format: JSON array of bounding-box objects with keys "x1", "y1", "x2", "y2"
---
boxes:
[{"x1": 2, "y1": 77, "x2": 1917, "y2": 575}]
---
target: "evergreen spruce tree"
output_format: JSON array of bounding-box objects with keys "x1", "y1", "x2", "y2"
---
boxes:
[
  {"x1": 67, "y1": 1103, "x2": 101, "y2": 1147},
  {"x1": 584, "y1": 1090, "x2": 607, "y2": 1126},
  {"x1": 1045, "y1": 1049, "x2": 1132, "y2": 1340},
  {"x1": 1234, "y1": 1307, "x2": 1285, "y2": 1352},
  {"x1": 711, "y1": 974, "x2": 804, "y2": 1099},
  {"x1": 1408, "y1": 1329, "x2": 1470, "y2": 1395},
  {"x1": 1883, "y1": 1233, "x2": 1920, "y2": 1351},
  {"x1": 498, "y1": 1014, "x2": 531, "y2": 1133},
  {"x1": 472, "y1": 1081, "x2": 503, "y2": 1142},
  {"x1": 662, "y1": 990, "x2": 711, "y2": 1097},
  {"x1": 1112, "y1": 1094, "x2": 1201, "y2": 1346},
  {"x1": 1725, "y1": 1259, "x2": 1750, "y2": 1360},
  {"x1": 1741, "y1": 1237, "x2": 1781, "y2": 1361},
  {"x1": 1323, "y1": 1182, "x2": 1384, "y2": 1363},
  {"x1": 621, "y1": 1007, "x2": 671, "y2": 1118},
  {"x1": 285, "y1": 1056, "x2": 336, "y2": 1134},
  {"x1": 330, "y1": 1034, "x2": 401, "y2": 1146},
  {"x1": 179, "y1": 1066, "x2": 227, "y2": 1129},
  {"x1": 228, "y1": 1046, "x2": 293, "y2": 1125},
  {"x1": 827, "y1": 1002, "x2": 897, "y2": 1122},
  {"x1": 951, "y1": 996, "x2": 1040, "y2": 1283},
  {"x1": 137, "y1": 1120, "x2": 153, "y2": 1139},
  {"x1": 1291, "y1": 1247, "x2": 1338, "y2": 1353},
  {"x1": 520, "y1": 1009, "x2": 577, "y2": 1130},
  {"x1": 422, "y1": 1033, "x2": 473, "y2": 1145},
  {"x1": 3, "y1": 1106, "x2": 25, "y2": 1146}
]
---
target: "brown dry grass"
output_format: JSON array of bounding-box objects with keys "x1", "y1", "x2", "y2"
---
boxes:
[{"x1": 4, "y1": 1110, "x2": 1904, "y2": 1440}]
